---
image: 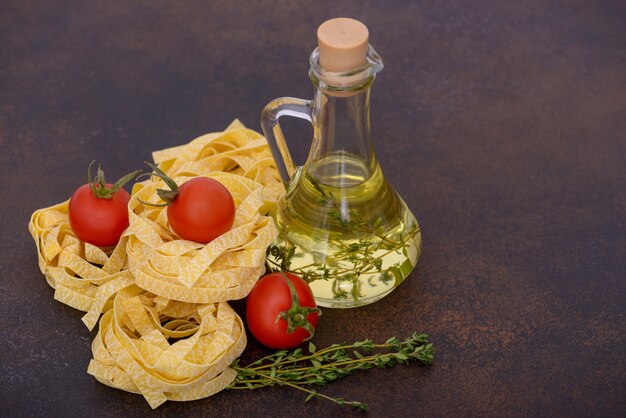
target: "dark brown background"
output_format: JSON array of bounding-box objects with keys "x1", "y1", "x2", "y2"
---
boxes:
[{"x1": 1, "y1": 0, "x2": 624, "y2": 417}]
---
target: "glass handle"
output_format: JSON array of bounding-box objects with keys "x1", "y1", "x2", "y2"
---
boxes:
[{"x1": 261, "y1": 97, "x2": 313, "y2": 183}]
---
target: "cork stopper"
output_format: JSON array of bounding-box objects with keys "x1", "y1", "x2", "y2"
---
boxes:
[{"x1": 317, "y1": 18, "x2": 369, "y2": 73}]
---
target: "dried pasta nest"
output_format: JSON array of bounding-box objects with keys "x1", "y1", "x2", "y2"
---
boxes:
[
  {"x1": 153, "y1": 119, "x2": 284, "y2": 215},
  {"x1": 28, "y1": 201, "x2": 135, "y2": 330},
  {"x1": 127, "y1": 172, "x2": 278, "y2": 304},
  {"x1": 88, "y1": 285, "x2": 245, "y2": 409}
]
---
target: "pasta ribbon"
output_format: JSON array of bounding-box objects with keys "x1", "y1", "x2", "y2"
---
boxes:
[
  {"x1": 126, "y1": 172, "x2": 278, "y2": 303},
  {"x1": 153, "y1": 119, "x2": 284, "y2": 214},
  {"x1": 28, "y1": 201, "x2": 134, "y2": 330},
  {"x1": 88, "y1": 286, "x2": 245, "y2": 409}
]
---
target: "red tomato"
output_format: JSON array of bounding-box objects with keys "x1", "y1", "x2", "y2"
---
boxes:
[
  {"x1": 246, "y1": 272, "x2": 320, "y2": 349},
  {"x1": 167, "y1": 177, "x2": 235, "y2": 243},
  {"x1": 69, "y1": 183, "x2": 131, "y2": 247}
]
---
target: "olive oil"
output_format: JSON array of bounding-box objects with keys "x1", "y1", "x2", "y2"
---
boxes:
[
  {"x1": 261, "y1": 18, "x2": 423, "y2": 308},
  {"x1": 267, "y1": 154, "x2": 421, "y2": 308}
]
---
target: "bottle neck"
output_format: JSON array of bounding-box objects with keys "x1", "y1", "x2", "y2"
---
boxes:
[{"x1": 306, "y1": 83, "x2": 377, "y2": 187}]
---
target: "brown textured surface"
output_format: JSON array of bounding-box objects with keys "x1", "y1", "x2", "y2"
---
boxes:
[{"x1": 1, "y1": 0, "x2": 625, "y2": 417}]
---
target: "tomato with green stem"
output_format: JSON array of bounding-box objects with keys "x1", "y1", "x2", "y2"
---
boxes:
[
  {"x1": 68, "y1": 161, "x2": 141, "y2": 247},
  {"x1": 246, "y1": 272, "x2": 321, "y2": 349},
  {"x1": 140, "y1": 162, "x2": 236, "y2": 244}
]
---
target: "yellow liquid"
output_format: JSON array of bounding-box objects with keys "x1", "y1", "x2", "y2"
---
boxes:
[{"x1": 268, "y1": 154, "x2": 421, "y2": 308}]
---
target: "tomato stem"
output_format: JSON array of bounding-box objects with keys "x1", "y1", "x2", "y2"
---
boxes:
[
  {"x1": 137, "y1": 162, "x2": 180, "y2": 207},
  {"x1": 87, "y1": 160, "x2": 142, "y2": 200},
  {"x1": 276, "y1": 272, "x2": 321, "y2": 340}
]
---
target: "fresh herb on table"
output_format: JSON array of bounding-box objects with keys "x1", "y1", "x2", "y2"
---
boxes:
[{"x1": 229, "y1": 332, "x2": 435, "y2": 410}]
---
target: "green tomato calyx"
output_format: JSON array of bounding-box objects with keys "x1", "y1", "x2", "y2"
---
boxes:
[
  {"x1": 137, "y1": 162, "x2": 180, "y2": 207},
  {"x1": 276, "y1": 272, "x2": 322, "y2": 340},
  {"x1": 88, "y1": 160, "x2": 142, "y2": 200}
]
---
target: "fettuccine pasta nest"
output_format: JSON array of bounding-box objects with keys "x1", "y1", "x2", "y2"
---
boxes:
[
  {"x1": 153, "y1": 119, "x2": 283, "y2": 214},
  {"x1": 127, "y1": 172, "x2": 278, "y2": 304},
  {"x1": 28, "y1": 201, "x2": 135, "y2": 330},
  {"x1": 88, "y1": 286, "x2": 246, "y2": 409},
  {"x1": 28, "y1": 120, "x2": 281, "y2": 408}
]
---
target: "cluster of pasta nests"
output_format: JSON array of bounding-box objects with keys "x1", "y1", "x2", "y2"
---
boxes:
[{"x1": 29, "y1": 120, "x2": 283, "y2": 408}]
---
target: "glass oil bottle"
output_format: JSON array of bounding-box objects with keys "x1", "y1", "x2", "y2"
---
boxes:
[{"x1": 261, "y1": 18, "x2": 421, "y2": 308}]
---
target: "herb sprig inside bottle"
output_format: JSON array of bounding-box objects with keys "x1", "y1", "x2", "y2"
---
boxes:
[{"x1": 266, "y1": 174, "x2": 420, "y2": 303}]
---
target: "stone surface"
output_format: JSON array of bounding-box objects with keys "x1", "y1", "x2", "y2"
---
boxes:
[{"x1": 0, "y1": 0, "x2": 624, "y2": 416}]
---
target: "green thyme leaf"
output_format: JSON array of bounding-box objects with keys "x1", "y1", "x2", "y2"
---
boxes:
[{"x1": 229, "y1": 332, "x2": 435, "y2": 411}]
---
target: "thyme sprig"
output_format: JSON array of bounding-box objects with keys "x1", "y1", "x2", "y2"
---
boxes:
[
  {"x1": 266, "y1": 174, "x2": 419, "y2": 300},
  {"x1": 229, "y1": 332, "x2": 435, "y2": 410}
]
